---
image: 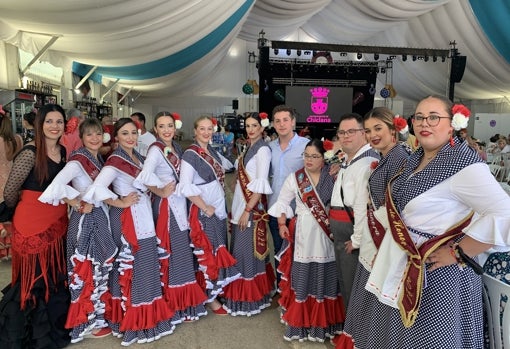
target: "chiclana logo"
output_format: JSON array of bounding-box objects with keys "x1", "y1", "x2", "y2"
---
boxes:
[{"x1": 310, "y1": 87, "x2": 330, "y2": 114}]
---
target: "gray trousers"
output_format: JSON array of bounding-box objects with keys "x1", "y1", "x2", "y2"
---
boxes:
[{"x1": 330, "y1": 218, "x2": 359, "y2": 312}]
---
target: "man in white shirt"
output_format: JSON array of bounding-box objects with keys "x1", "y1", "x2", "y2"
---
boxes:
[
  {"x1": 329, "y1": 113, "x2": 379, "y2": 309},
  {"x1": 131, "y1": 112, "x2": 156, "y2": 157}
]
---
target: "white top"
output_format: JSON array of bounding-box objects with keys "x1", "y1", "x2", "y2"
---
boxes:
[
  {"x1": 366, "y1": 162, "x2": 510, "y2": 308},
  {"x1": 133, "y1": 145, "x2": 189, "y2": 231},
  {"x1": 83, "y1": 163, "x2": 156, "y2": 240},
  {"x1": 230, "y1": 146, "x2": 272, "y2": 224},
  {"x1": 135, "y1": 131, "x2": 157, "y2": 157},
  {"x1": 268, "y1": 172, "x2": 335, "y2": 264},
  {"x1": 331, "y1": 143, "x2": 378, "y2": 249},
  {"x1": 38, "y1": 160, "x2": 87, "y2": 205}
]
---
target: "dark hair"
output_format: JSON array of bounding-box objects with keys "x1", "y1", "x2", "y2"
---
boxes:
[
  {"x1": 153, "y1": 111, "x2": 176, "y2": 128},
  {"x1": 34, "y1": 104, "x2": 66, "y2": 184},
  {"x1": 130, "y1": 112, "x2": 146, "y2": 124},
  {"x1": 114, "y1": 118, "x2": 137, "y2": 137},
  {"x1": 79, "y1": 118, "x2": 103, "y2": 139},
  {"x1": 305, "y1": 138, "x2": 326, "y2": 156},
  {"x1": 272, "y1": 105, "x2": 296, "y2": 120},
  {"x1": 339, "y1": 112, "x2": 364, "y2": 128},
  {"x1": 23, "y1": 111, "x2": 36, "y2": 127},
  {"x1": 244, "y1": 112, "x2": 263, "y2": 126},
  {"x1": 416, "y1": 95, "x2": 454, "y2": 118}
]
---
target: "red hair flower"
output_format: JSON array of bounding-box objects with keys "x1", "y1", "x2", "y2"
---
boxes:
[
  {"x1": 323, "y1": 139, "x2": 335, "y2": 160},
  {"x1": 211, "y1": 117, "x2": 218, "y2": 132},
  {"x1": 172, "y1": 112, "x2": 182, "y2": 130},
  {"x1": 393, "y1": 116, "x2": 408, "y2": 134},
  {"x1": 451, "y1": 104, "x2": 470, "y2": 131},
  {"x1": 259, "y1": 112, "x2": 270, "y2": 128}
]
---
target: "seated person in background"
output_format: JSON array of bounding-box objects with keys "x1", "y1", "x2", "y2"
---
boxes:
[
  {"x1": 212, "y1": 125, "x2": 224, "y2": 155},
  {"x1": 223, "y1": 125, "x2": 234, "y2": 160},
  {"x1": 472, "y1": 140, "x2": 487, "y2": 162},
  {"x1": 492, "y1": 138, "x2": 510, "y2": 154}
]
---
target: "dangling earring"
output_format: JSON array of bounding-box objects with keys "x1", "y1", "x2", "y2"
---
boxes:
[
  {"x1": 391, "y1": 132, "x2": 396, "y2": 143},
  {"x1": 449, "y1": 134, "x2": 455, "y2": 147}
]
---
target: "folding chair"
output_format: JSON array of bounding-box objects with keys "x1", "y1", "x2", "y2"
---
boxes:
[{"x1": 483, "y1": 274, "x2": 510, "y2": 349}]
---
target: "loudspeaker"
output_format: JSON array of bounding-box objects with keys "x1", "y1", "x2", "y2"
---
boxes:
[
  {"x1": 232, "y1": 99, "x2": 239, "y2": 110},
  {"x1": 451, "y1": 56, "x2": 466, "y2": 83}
]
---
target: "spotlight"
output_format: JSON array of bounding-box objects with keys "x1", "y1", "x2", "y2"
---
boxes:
[
  {"x1": 374, "y1": 53, "x2": 379, "y2": 61},
  {"x1": 442, "y1": 56, "x2": 446, "y2": 62},
  {"x1": 274, "y1": 48, "x2": 279, "y2": 55},
  {"x1": 340, "y1": 52, "x2": 347, "y2": 57},
  {"x1": 296, "y1": 49, "x2": 301, "y2": 56},
  {"x1": 357, "y1": 53, "x2": 362, "y2": 60},
  {"x1": 412, "y1": 55, "x2": 417, "y2": 61},
  {"x1": 286, "y1": 49, "x2": 291, "y2": 56},
  {"x1": 380, "y1": 67, "x2": 386, "y2": 74},
  {"x1": 433, "y1": 55, "x2": 437, "y2": 62},
  {"x1": 424, "y1": 56, "x2": 429, "y2": 62},
  {"x1": 402, "y1": 54, "x2": 407, "y2": 61}
]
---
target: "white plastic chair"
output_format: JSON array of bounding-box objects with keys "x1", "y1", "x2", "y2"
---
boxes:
[
  {"x1": 489, "y1": 164, "x2": 503, "y2": 180},
  {"x1": 483, "y1": 273, "x2": 510, "y2": 349}
]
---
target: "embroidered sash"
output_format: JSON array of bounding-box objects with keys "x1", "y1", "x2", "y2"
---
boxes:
[
  {"x1": 150, "y1": 140, "x2": 180, "y2": 179},
  {"x1": 104, "y1": 154, "x2": 142, "y2": 253},
  {"x1": 295, "y1": 168, "x2": 332, "y2": 241},
  {"x1": 385, "y1": 177, "x2": 474, "y2": 327},
  {"x1": 105, "y1": 154, "x2": 141, "y2": 179},
  {"x1": 69, "y1": 152, "x2": 101, "y2": 180},
  {"x1": 188, "y1": 144, "x2": 225, "y2": 187},
  {"x1": 238, "y1": 153, "x2": 269, "y2": 260},
  {"x1": 367, "y1": 206, "x2": 386, "y2": 249}
]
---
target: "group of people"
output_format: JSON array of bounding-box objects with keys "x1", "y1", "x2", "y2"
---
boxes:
[{"x1": 0, "y1": 95, "x2": 508, "y2": 349}]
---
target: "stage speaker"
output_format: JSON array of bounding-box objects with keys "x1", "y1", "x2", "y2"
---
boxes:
[
  {"x1": 451, "y1": 56, "x2": 466, "y2": 83},
  {"x1": 232, "y1": 99, "x2": 239, "y2": 110}
]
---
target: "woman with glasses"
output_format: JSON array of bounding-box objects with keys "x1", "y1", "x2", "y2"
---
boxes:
[
  {"x1": 269, "y1": 139, "x2": 344, "y2": 342},
  {"x1": 335, "y1": 95, "x2": 510, "y2": 349}
]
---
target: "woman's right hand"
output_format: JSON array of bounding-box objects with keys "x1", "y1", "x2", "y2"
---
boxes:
[
  {"x1": 279, "y1": 224, "x2": 289, "y2": 239},
  {"x1": 121, "y1": 192, "x2": 139, "y2": 208},
  {"x1": 203, "y1": 204, "x2": 216, "y2": 218}
]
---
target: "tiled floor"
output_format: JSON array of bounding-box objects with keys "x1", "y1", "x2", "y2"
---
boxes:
[{"x1": 0, "y1": 146, "x2": 334, "y2": 348}]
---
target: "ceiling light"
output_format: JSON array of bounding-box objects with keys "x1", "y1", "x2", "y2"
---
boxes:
[
  {"x1": 274, "y1": 48, "x2": 278, "y2": 55},
  {"x1": 357, "y1": 53, "x2": 362, "y2": 60},
  {"x1": 424, "y1": 56, "x2": 429, "y2": 62},
  {"x1": 441, "y1": 56, "x2": 446, "y2": 62},
  {"x1": 412, "y1": 55, "x2": 417, "y2": 61},
  {"x1": 433, "y1": 56, "x2": 437, "y2": 62},
  {"x1": 296, "y1": 49, "x2": 301, "y2": 56},
  {"x1": 286, "y1": 49, "x2": 291, "y2": 56},
  {"x1": 374, "y1": 53, "x2": 379, "y2": 61},
  {"x1": 402, "y1": 54, "x2": 407, "y2": 61}
]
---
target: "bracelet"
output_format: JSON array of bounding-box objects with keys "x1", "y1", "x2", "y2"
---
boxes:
[
  {"x1": 278, "y1": 222, "x2": 286, "y2": 227},
  {"x1": 449, "y1": 242, "x2": 466, "y2": 267},
  {"x1": 454, "y1": 243, "x2": 484, "y2": 275},
  {"x1": 244, "y1": 206, "x2": 252, "y2": 213}
]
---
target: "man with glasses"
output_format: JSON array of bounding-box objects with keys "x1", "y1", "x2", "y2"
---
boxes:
[
  {"x1": 268, "y1": 105, "x2": 309, "y2": 283},
  {"x1": 330, "y1": 113, "x2": 379, "y2": 310}
]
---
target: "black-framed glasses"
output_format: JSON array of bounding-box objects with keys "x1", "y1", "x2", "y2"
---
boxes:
[
  {"x1": 302, "y1": 153, "x2": 323, "y2": 159},
  {"x1": 337, "y1": 128, "x2": 364, "y2": 137},
  {"x1": 412, "y1": 114, "x2": 450, "y2": 127}
]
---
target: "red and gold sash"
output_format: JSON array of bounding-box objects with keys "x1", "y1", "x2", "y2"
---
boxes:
[
  {"x1": 367, "y1": 206, "x2": 386, "y2": 249},
  {"x1": 238, "y1": 153, "x2": 269, "y2": 260},
  {"x1": 188, "y1": 144, "x2": 225, "y2": 188},
  {"x1": 150, "y1": 141, "x2": 180, "y2": 178},
  {"x1": 105, "y1": 154, "x2": 141, "y2": 179},
  {"x1": 69, "y1": 152, "x2": 101, "y2": 181},
  {"x1": 385, "y1": 180, "x2": 473, "y2": 327},
  {"x1": 295, "y1": 168, "x2": 332, "y2": 241}
]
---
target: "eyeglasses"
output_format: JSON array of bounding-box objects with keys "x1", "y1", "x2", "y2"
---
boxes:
[
  {"x1": 303, "y1": 153, "x2": 323, "y2": 159},
  {"x1": 412, "y1": 114, "x2": 450, "y2": 127},
  {"x1": 337, "y1": 129, "x2": 364, "y2": 137}
]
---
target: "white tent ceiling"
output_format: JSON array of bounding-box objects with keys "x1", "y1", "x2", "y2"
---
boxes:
[{"x1": 0, "y1": 0, "x2": 509, "y2": 107}]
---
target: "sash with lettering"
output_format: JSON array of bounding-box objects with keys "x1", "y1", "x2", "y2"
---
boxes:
[
  {"x1": 188, "y1": 144, "x2": 225, "y2": 188},
  {"x1": 150, "y1": 140, "x2": 180, "y2": 179},
  {"x1": 385, "y1": 176, "x2": 473, "y2": 328},
  {"x1": 69, "y1": 150, "x2": 102, "y2": 181},
  {"x1": 105, "y1": 153, "x2": 143, "y2": 253},
  {"x1": 295, "y1": 168, "x2": 332, "y2": 241},
  {"x1": 238, "y1": 152, "x2": 269, "y2": 260}
]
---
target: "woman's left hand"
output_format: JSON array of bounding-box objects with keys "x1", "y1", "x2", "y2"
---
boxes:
[
  {"x1": 426, "y1": 245, "x2": 457, "y2": 271},
  {"x1": 237, "y1": 211, "x2": 250, "y2": 231}
]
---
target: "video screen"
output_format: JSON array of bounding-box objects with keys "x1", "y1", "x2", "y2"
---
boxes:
[{"x1": 285, "y1": 86, "x2": 353, "y2": 124}]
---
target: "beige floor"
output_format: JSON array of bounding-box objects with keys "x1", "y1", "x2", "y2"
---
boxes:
[{"x1": 0, "y1": 143, "x2": 335, "y2": 349}]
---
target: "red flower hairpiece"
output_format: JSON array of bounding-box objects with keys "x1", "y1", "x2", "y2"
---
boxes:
[
  {"x1": 393, "y1": 116, "x2": 408, "y2": 134},
  {"x1": 323, "y1": 139, "x2": 334, "y2": 151},
  {"x1": 451, "y1": 104, "x2": 470, "y2": 131},
  {"x1": 211, "y1": 118, "x2": 218, "y2": 132},
  {"x1": 132, "y1": 119, "x2": 142, "y2": 135},
  {"x1": 172, "y1": 112, "x2": 182, "y2": 129},
  {"x1": 259, "y1": 112, "x2": 270, "y2": 127}
]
